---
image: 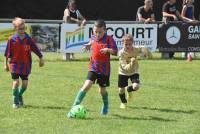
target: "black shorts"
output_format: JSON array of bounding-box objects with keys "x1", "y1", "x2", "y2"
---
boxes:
[
  {"x1": 118, "y1": 73, "x2": 140, "y2": 88},
  {"x1": 11, "y1": 73, "x2": 28, "y2": 80},
  {"x1": 87, "y1": 71, "x2": 110, "y2": 87}
]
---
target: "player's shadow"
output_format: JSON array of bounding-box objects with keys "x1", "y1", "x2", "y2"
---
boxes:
[
  {"x1": 84, "y1": 114, "x2": 176, "y2": 122},
  {"x1": 129, "y1": 106, "x2": 197, "y2": 114},
  {"x1": 24, "y1": 105, "x2": 67, "y2": 110},
  {"x1": 73, "y1": 114, "x2": 176, "y2": 121},
  {"x1": 193, "y1": 89, "x2": 200, "y2": 93},
  {"x1": 112, "y1": 114, "x2": 176, "y2": 122}
]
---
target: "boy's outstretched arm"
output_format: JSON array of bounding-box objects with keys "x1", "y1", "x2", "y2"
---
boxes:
[
  {"x1": 3, "y1": 57, "x2": 9, "y2": 72},
  {"x1": 82, "y1": 40, "x2": 92, "y2": 52},
  {"x1": 4, "y1": 39, "x2": 11, "y2": 71},
  {"x1": 30, "y1": 39, "x2": 44, "y2": 67}
]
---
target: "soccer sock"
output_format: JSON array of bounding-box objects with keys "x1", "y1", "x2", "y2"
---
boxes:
[
  {"x1": 73, "y1": 90, "x2": 86, "y2": 106},
  {"x1": 119, "y1": 93, "x2": 127, "y2": 103},
  {"x1": 19, "y1": 87, "x2": 26, "y2": 97},
  {"x1": 12, "y1": 88, "x2": 19, "y2": 104},
  {"x1": 102, "y1": 92, "x2": 108, "y2": 108},
  {"x1": 127, "y1": 86, "x2": 134, "y2": 92}
]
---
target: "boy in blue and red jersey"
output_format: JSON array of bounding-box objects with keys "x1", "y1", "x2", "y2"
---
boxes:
[
  {"x1": 67, "y1": 19, "x2": 118, "y2": 117},
  {"x1": 3, "y1": 17, "x2": 44, "y2": 109}
]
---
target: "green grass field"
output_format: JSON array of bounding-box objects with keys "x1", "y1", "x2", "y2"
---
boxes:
[{"x1": 0, "y1": 53, "x2": 200, "y2": 134}]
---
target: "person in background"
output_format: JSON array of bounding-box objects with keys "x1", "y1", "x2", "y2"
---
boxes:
[
  {"x1": 63, "y1": 0, "x2": 86, "y2": 26},
  {"x1": 162, "y1": 0, "x2": 182, "y2": 59},
  {"x1": 181, "y1": 0, "x2": 197, "y2": 22},
  {"x1": 162, "y1": 0, "x2": 182, "y2": 23},
  {"x1": 181, "y1": 0, "x2": 198, "y2": 59},
  {"x1": 137, "y1": 0, "x2": 155, "y2": 23},
  {"x1": 63, "y1": 0, "x2": 86, "y2": 59}
]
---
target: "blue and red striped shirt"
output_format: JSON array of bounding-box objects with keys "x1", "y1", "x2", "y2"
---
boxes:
[
  {"x1": 4, "y1": 33, "x2": 43, "y2": 75},
  {"x1": 89, "y1": 34, "x2": 118, "y2": 76}
]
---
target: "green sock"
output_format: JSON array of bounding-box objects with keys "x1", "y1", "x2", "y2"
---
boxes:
[
  {"x1": 73, "y1": 90, "x2": 86, "y2": 106},
  {"x1": 19, "y1": 87, "x2": 26, "y2": 97},
  {"x1": 12, "y1": 88, "x2": 19, "y2": 104},
  {"x1": 102, "y1": 92, "x2": 108, "y2": 108}
]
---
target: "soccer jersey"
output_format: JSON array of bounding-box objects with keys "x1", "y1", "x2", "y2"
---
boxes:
[
  {"x1": 118, "y1": 47, "x2": 152, "y2": 76},
  {"x1": 4, "y1": 33, "x2": 43, "y2": 75},
  {"x1": 118, "y1": 48, "x2": 140, "y2": 76},
  {"x1": 89, "y1": 34, "x2": 117, "y2": 76}
]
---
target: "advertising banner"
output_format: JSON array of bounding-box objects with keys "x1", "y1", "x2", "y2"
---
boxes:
[
  {"x1": 158, "y1": 23, "x2": 200, "y2": 52},
  {"x1": 0, "y1": 23, "x2": 59, "y2": 53},
  {"x1": 60, "y1": 23, "x2": 158, "y2": 53}
]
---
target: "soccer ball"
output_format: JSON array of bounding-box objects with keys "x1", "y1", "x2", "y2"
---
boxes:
[{"x1": 70, "y1": 105, "x2": 87, "y2": 119}]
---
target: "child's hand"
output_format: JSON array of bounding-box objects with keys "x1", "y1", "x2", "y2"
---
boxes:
[
  {"x1": 3, "y1": 64, "x2": 9, "y2": 72},
  {"x1": 81, "y1": 19, "x2": 86, "y2": 26},
  {"x1": 144, "y1": 18, "x2": 151, "y2": 24},
  {"x1": 82, "y1": 43, "x2": 91, "y2": 52},
  {"x1": 100, "y1": 48, "x2": 110, "y2": 54},
  {"x1": 173, "y1": 15, "x2": 178, "y2": 21},
  {"x1": 39, "y1": 58, "x2": 44, "y2": 67},
  {"x1": 189, "y1": 20, "x2": 198, "y2": 24},
  {"x1": 82, "y1": 45, "x2": 87, "y2": 52},
  {"x1": 131, "y1": 57, "x2": 136, "y2": 62}
]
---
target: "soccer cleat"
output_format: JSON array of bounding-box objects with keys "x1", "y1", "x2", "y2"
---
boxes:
[
  {"x1": 13, "y1": 95, "x2": 19, "y2": 108},
  {"x1": 13, "y1": 104, "x2": 19, "y2": 109},
  {"x1": 127, "y1": 92, "x2": 133, "y2": 102},
  {"x1": 19, "y1": 96, "x2": 24, "y2": 107},
  {"x1": 67, "y1": 112, "x2": 73, "y2": 118},
  {"x1": 120, "y1": 103, "x2": 127, "y2": 109},
  {"x1": 101, "y1": 105, "x2": 108, "y2": 115}
]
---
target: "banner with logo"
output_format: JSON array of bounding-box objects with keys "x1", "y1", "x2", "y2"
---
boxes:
[
  {"x1": 0, "y1": 23, "x2": 59, "y2": 53},
  {"x1": 158, "y1": 22, "x2": 200, "y2": 52},
  {"x1": 0, "y1": 23, "x2": 31, "y2": 53},
  {"x1": 60, "y1": 23, "x2": 158, "y2": 53}
]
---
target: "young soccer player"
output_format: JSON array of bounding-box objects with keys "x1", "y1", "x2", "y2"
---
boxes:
[
  {"x1": 4, "y1": 17, "x2": 44, "y2": 109},
  {"x1": 118, "y1": 34, "x2": 140, "y2": 109},
  {"x1": 67, "y1": 19, "x2": 118, "y2": 117}
]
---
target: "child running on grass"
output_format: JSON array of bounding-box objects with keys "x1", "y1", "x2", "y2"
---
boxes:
[
  {"x1": 4, "y1": 17, "x2": 44, "y2": 109},
  {"x1": 118, "y1": 34, "x2": 141, "y2": 109},
  {"x1": 67, "y1": 19, "x2": 118, "y2": 117}
]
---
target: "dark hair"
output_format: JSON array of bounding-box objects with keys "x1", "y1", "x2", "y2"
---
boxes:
[
  {"x1": 67, "y1": 0, "x2": 76, "y2": 8},
  {"x1": 94, "y1": 19, "x2": 106, "y2": 29}
]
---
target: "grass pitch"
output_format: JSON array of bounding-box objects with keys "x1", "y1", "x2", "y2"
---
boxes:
[{"x1": 0, "y1": 53, "x2": 200, "y2": 134}]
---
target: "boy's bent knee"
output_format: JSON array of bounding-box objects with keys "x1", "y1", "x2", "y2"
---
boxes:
[
  {"x1": 81, "y1": 80, "x2": 93, "y2": 92},
  {"x1": 99, "y1": 87, "x2": 107, "y2": 95},
  {"x1": 12, "y1": 80, "x2": 19, "y2": 88},
  {"x1": 22, "y1": 80, "x2": 28, "y2": 89},
  {"x1": 119, "y1": 88, "x2": 125, "y2": 94},
  {"x1": 132, "y1": 83, "x2": 139, "y2": 91}
]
